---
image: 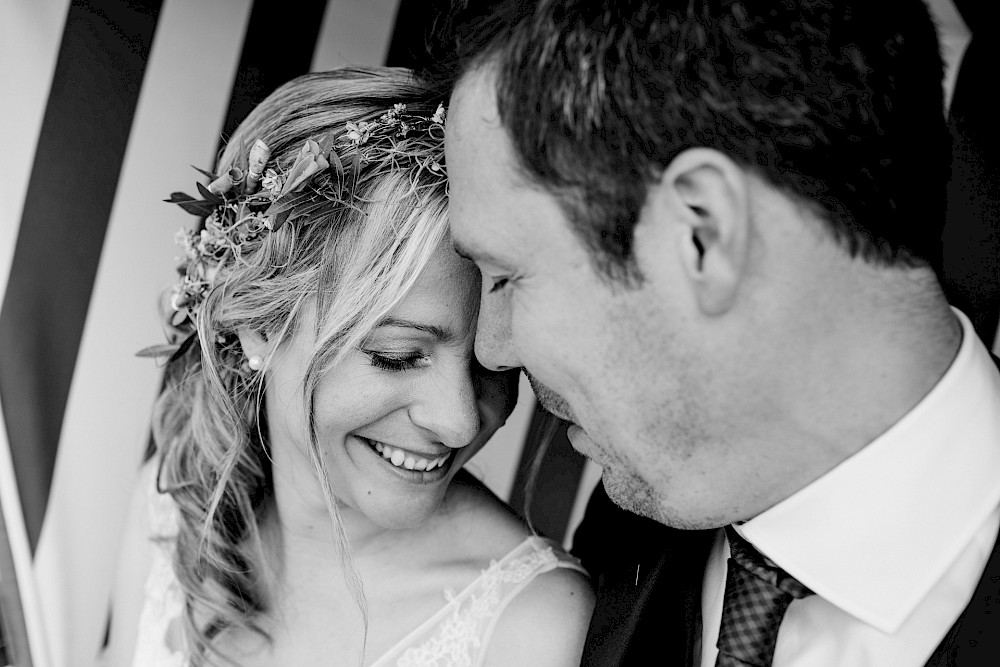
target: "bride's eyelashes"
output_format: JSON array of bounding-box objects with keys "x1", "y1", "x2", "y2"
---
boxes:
[{"x1": 365, "y1": 350, "x2": 428, "y2": 373}]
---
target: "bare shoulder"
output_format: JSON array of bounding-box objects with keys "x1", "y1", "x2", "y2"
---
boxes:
[
  {"x1": 430, "y1": 472, "x2": 595, "y2": 665},
  {"x1": 435, "y1": 470, "x2": 534, "y2": 559},
  {"x1": 484, "y1": 563, "x2": 595, "y2": 667}
]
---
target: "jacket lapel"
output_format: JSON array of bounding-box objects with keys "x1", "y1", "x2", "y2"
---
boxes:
[{"x1": 574, "y1": 481, "x2": 715, "y2": 666}]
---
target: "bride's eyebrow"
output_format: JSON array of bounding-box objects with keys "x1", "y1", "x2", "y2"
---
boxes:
[{"x1": 375, "y1": 317, "x2": 453, "y2": 342}]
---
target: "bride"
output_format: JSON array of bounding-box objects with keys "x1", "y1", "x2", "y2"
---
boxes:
[{"x1": 101, "y1": 66, "x2": 593, "y2": 666}]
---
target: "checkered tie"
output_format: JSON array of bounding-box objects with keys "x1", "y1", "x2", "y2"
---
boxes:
[{"x1": 715, "y1": 527, "x2": 814, "y2": 667}]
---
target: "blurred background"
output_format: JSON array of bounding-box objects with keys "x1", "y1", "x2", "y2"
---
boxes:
[{"x1": 0, "y1": 1, "x2": 989, "y2": 665}]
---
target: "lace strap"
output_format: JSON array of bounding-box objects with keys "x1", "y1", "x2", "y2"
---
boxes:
[
  {"x1": 474, "y1": 538, "x2": 584, "y2": 665},
  {"x1": 386, "y1": 535, "x2": 585, "y2": 667}
]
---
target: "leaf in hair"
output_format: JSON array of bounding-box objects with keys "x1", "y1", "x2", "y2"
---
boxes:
[
  {"x1": 195, "y1": 181, "x2": 224, "y2": 205},
  {"x1": 191, "y1": 165, "x2": 217, "y2": 181},
  {"x1": 270, "y1": 208, "x2": 293, "y2": 232},
  {"x1": 262, "y1": 191, "x2": 311, "y2": 218},
  {"x1": 135, "y1": 343, "x2": 180, "y2": 359},
  {"x1": 165, "y1": 193, "x2": 218, "y2": 217},
  {"x1": 168, "y1": 331, "x2": 198, "y2": 363}
]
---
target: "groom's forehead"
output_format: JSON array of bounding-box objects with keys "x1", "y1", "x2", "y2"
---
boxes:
[
  {"x1": 447, "y1": 71, "x2": 540, "y2": 204},
  {"x1": 448, "y1": 69, "x2": 501, "y2": 152}
]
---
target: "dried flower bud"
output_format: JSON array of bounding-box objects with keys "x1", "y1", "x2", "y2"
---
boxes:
[
  {"x1": 247, "y1": 140, "x2": 270, "y2": 177},
  {"x1": 208, "y1": 173, "x2": 234, "y2": 195},
  {"x1": 245, "y1": 139, "x2": 271, "y2": 194}
]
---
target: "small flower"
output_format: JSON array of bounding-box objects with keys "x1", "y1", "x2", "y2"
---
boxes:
[
  {"x1": 393, "y1": 103, "x2": 406, "y2": 115},
  {"x1": 345, "y1": 121, "x2": 373, "y2": 145},
  {"x1": 175, "y1": 228, "x2": 195, "y2": 255},
  {"x1": 431, "y1": 103, "x2": 446, "y2": 125},
  {"x1": 262, "y1": 168, "x2": 281, "y2": 194},
  {"x1": 429, "y1": 160, "x2": 442, "y2": 173},
  {"x1": 197, "y1": 229, "x2": 212, "y2": 254}
]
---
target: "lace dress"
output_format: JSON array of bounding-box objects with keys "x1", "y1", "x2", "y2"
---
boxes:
[{"x1": 132, "y1": 484, "x2": 586, "y2": 667}]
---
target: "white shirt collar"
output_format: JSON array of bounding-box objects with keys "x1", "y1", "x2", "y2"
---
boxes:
[{"x1": 738, "y1": 308, "x2": 1000, "y2": 633}]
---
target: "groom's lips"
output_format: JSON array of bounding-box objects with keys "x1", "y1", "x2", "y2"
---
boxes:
[
  {"x1": 524, "y1": 371, "x2": 577, "y2": 423},
  {"x1": 566, "y1": 424, "x2": 591, "y2": 456}
]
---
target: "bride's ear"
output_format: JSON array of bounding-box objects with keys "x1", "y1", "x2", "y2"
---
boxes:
[{"x1": 236, "y1": 327, "x2": 269, "y2": 362}]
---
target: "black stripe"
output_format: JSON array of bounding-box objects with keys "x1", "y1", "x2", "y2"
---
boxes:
[
  {"x1": 215, "y1": 0, "x2": 328, "y2": 157},
  {"x1": 384, "y1": 0, "x2": 451, "y2": 69},
  {"x1": 0, "y1": 0, "x2": 162, "y2": 553},
  {"x1": 941, "y1": 32, "x2": 1000, "y2": 346},
  {"x1": 509, "y1": 406, "x2": 587, "y2": 544}
]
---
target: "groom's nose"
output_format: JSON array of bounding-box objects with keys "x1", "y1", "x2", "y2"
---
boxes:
[{"x1": 474, "y1": 294, "x2": 519, "y2": 372}]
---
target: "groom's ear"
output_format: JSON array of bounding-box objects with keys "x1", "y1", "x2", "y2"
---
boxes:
[{"x1": 636, "y1": 147, "x2": 751, "y2": 316}]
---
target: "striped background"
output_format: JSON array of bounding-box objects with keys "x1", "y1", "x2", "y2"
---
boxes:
[{"x1": 0, "y1": 1, "x2": 983, "y2": 665}]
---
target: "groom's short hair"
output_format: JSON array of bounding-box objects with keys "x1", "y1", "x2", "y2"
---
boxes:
[{"x1": 424, "y1": 0, "x2": 949, "y2": 283}]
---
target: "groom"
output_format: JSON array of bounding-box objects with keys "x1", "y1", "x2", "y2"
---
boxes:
[{"x1": 426, "y1": 0, "x2": 1000, "y2": 665}]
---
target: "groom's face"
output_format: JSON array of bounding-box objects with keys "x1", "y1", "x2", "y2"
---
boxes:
[{"x1": 447, "y1": 68, "x2": 735, "y2": 528}]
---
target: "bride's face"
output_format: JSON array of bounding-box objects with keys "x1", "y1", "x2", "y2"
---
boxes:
[{"x1": 264, "y1": 240, "x2": 483, "y2": 530}]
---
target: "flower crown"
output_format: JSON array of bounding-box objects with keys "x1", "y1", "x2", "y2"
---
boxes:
[{"x1": 142, "y1": 103, "x2": 446, "y2": 361}]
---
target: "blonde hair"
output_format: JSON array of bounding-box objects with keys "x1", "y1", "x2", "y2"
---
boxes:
[{"x1": 152, "y1": 67, "x2": 449, "y2": 665}]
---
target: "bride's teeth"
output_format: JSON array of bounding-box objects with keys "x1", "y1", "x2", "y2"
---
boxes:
[
  {"x1": 370, "y1": 439, "x2": 449, "y2": 472},
  {"x1": 426, "y1": 455, "x2": 446, "y2": 471}
]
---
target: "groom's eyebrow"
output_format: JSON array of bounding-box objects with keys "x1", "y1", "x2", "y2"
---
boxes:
[
  {"x1": 452, "y1": 239, "x2": 477, "y2": 262},
  {"x1": 453, "y1": 238, "x2": 503, "y2": 267}
]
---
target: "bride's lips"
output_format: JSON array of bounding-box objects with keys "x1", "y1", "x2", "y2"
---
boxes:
[{"x1": 356, "y1": 436, "x2": 455, "y2": 482}]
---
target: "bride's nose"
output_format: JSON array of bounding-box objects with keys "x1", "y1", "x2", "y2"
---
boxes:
[{"x1": 407, "y1": 361, "x2": 480, "y2": 449}]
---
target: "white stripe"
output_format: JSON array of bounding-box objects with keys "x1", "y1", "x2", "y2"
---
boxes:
[
  {"x1": 0, "y1": 0, "x2": 71, "y2": 321},
  {"x1": 565, "y1": 459, "x2": 602, "y2": 551},
  {"x1": 311, "y1": 0, "x2": 400, "y2": 70},
  {"x1": 0, "y1": 426, "x2": 51, "y2": 667},
  {"x1": 32, "y1": 1, "x2": 252, "y2": 663},
  {"x1": 0, "y1": 2, "x2": 71, "y2": 665}
]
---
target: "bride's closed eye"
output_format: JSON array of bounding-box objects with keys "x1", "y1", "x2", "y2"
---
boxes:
[{"x1": 365, "y1": 350, "x2": 427, "y2": 372}]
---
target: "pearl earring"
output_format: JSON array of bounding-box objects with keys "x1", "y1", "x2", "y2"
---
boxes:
[{"x1": 247, "y1": 355, "x2": 263, "y2": 371}]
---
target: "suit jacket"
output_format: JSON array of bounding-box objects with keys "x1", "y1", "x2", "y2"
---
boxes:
[{"x1": 574, "y1": 482, "x2": 1000, "y2": 667}]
